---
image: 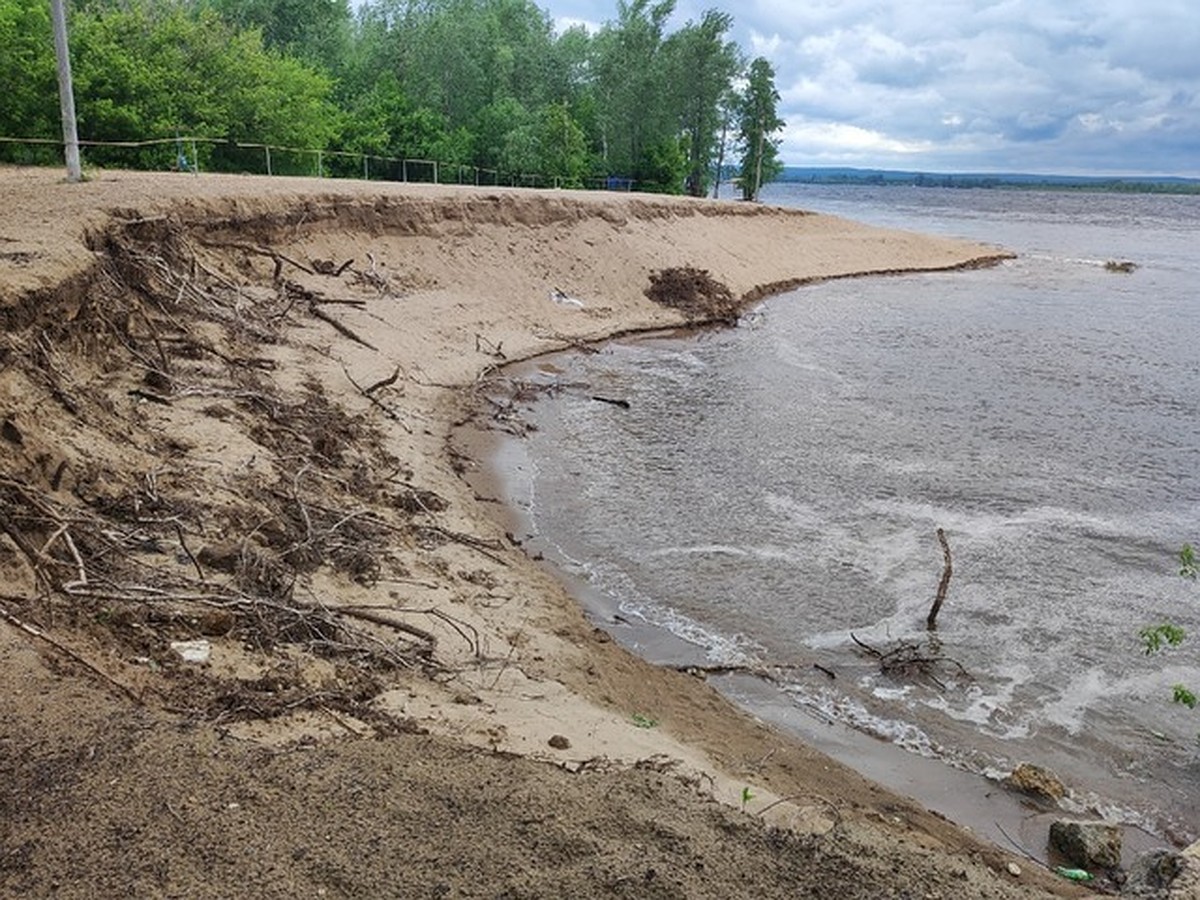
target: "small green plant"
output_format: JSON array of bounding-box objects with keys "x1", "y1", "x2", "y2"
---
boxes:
[
  {"x1": 740, "y1": 786, "x2": 754, "y2": 810},
  {"x1": 1180, "y1": 543, "x2": 1197, "y2": 579},
  {"x1": 1139, "y1": 544, "x2": 1196, "y2": 718},
  {"x1": 1140, "y1": 623, "x2": 1186, "y2": 654},
  {"x1": 1172, "y1": 684, "x2": 1197, "y2": 710},
  {"x1": 631, "y1": 713, "x2": 658, "y2": 729}
]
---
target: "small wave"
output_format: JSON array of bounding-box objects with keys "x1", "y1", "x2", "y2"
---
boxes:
[
  {"x1": 645, "y1": 543, "x2": 804, "y2": 565},
  {"x1": 783, "y1": 685, "x2": 942, "y2": 758},
  {"x1": 616, "y1": 598, "x2": 764, "y2": 665},
  {"x1": 921, "y1": 680, "x2": 1032, "y2": 741}
]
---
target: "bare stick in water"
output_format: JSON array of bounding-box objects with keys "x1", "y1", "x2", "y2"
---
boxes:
[{"x1": 926, "y1": 527, "x2": 953, "y2": 630}]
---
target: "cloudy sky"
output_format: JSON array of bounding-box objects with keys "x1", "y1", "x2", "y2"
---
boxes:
[{"x1": 548, "y1": 0, "x2": 1200, "y2": 176}]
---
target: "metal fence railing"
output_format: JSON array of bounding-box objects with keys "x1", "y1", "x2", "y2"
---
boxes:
[{"x1": 0, "y1": 134, "x2": 666, "y2": 193}]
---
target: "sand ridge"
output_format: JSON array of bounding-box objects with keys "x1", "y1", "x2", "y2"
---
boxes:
[{"x1": 0, "y1": 167, "x2": 1086, "y2": 898}]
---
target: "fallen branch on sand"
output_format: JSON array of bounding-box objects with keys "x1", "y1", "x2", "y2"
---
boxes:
[
  {"x1": 0, "y1": 599, "x2": 144, "y2": 703},
  {"x1": 415, "y1": 524, "x2": 509, "y2": 566},
  {"x1": 341, "y1": 364, "x2": 413, "y2": 432},
  {"x1": 197, "y1": 239, "x2": 315, "y2": 278},
  {"x1": 308, "y1": 302, "x2": 378, "y2": 350}
]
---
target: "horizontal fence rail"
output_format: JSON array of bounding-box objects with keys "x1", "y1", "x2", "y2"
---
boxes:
[{"x1": 0, "y1": 134, "x2": 665, "y2": 193}]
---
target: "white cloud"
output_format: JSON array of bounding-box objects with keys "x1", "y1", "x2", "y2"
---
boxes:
[
  {"x1": 553, "y1": 15, "x2": 600, "y2": 35},
  {"x1": 748, "y1": 30, "x2": 783, "y2": 57},
  {"x1": 783, "y1": 121, "x2": 933, "y2": 158},
  {"x1": 547, "y1": 0, "x2": 1200, "y2": 175}
]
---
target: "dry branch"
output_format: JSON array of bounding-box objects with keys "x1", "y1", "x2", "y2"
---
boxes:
[
  {"x1": 363, "y1": 366, "x2": 402, "y2": 396},
  {"x1": 336, "y1": 605, "x2": 438, "y2": 649},
  {"x1": 341, "y1": 364, "x2": 412, "y2": 433},
  {"x1": 308, "y1": 303, "x2": 378, "y2": 350},
  {"x1": 197, "y1": 239, "x2": 315, "y2": 276},
  {"x1": 666, "y1": 661, "x2": 812, "y2": 689},
  {"x1": 850, "y1": 632, "x2": 969, "y2": 691},
  {"x1": 0, "y1": 601, "x2": 143, "y2": 703},
  {"x1": 416, "y1": 524, "x2": 509, "y2": 566}
]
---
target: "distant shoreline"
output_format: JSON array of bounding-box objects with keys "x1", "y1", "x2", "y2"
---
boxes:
[{"x1": 771, "y1": 166, "x2": 1200, "y2": 194}]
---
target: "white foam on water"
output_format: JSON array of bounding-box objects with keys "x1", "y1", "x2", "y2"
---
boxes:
[
  {"x1": 762, "y1": 491, "x2": 824, "y2": 529},
  {"x1": 635, "y1": 347, "x2": 709, "y2": 381},
  {"x1": 870, "y1": 685, "x2": 912, "y2": 701},
  {"x1": 919, "y1": 670, "x2": 1033, "y2": 741},
  {"x1": 542, "y1": 544, "x2": 766, "y2": 667},
  {"x1": 615, "y1": 599, "x2": 765, "y2": 665},
  {"x1": 1036, "y1": 668, "x2": 1115, "y2": 735},
  {"x1": 859, "y1": 496, "x2": 1136, "y2": 543},
  {"x1": 1036, "y1": 663, "x2": 1200, "y2": 738},
  {"x1": 644, "y1": 543, "x2": 806, "y2": 566},
  {"x1": 770, "y1": 335, "x2": 850, "y2": 383},
  {"x1": 784, "y1": 685, "x2": 943, "y2": 759}
]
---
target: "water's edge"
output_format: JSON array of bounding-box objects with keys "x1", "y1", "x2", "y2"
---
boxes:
[{"x1": 454, "y1": 322, "x2": 1169, "y2": 867}]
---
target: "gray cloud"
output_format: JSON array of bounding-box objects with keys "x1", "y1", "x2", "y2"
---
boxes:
[{"x1": 549, "y1": 0, "x2": 1200, "y2": 175}]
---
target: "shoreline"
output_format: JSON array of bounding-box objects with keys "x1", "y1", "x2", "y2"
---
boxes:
[
  {"x1": 0, "y1": 167, "x2": 1089, "y2": 897},
  {"x1": 464, "y1": 303, "x2": 1174, "y2": 872}
]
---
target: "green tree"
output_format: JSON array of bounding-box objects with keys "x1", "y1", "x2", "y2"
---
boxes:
[
  {"x1": 591, "y1": 0, "x2": 677, "y2": 187},
  {"x1": 361, "y1": 0, "x2": 557, "y2": 131},
  {"x1": 531, "y1": 101, "x2": 589, "y2": 185},
  {"x1": 202, "y1": 0, "x2": 354, "y2": 73},
  {"x1": 0, "y1": 0, "x2": 764, "y2": 189},
  {"x1": 710, "y1": 87, "x2": 737, "y2": 198},
  {"x1": 736, "y1": 56, "x2": 784, "y2": 201},
  {"x1": 334, "y1": 71, "x2": 471, "y2": 178},
  {"x1": 0, "y1": 0, "x2": 59, "y2": 161},
  {"x1": 64, "y1": 0, "x2": 336, "y2": 170},
  {"x1": 664, "y1": 9, "x2": 739, "y2": 196}
]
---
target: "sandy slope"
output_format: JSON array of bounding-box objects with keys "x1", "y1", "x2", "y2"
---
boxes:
[{"x1": 0, "y1": 167, "x2": 1089, "y2": 898}]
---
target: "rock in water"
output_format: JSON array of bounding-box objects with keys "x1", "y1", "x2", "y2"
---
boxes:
[
  {"x1": 1049, "y1": 819, "x2": 1122, "y2": 870},
  {"x1": 1123, "y1": 849, "x2": 1185, "y2": 897},
  {"x1": 1002, "y1": 762, "x2": 1067, "y2": 803}
]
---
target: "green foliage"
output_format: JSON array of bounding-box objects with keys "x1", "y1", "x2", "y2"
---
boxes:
[
  {"x1": 1139, "y1": 543, "x2": 1196, "y2": 730},
  {"x1": 1180, "y1": 543, "x2": 1197, "y2": 579},
  {"x1": 638, "y1": 135, "x2": 688, "y2": 193},
  {"x1": 0, "y1": 0, "x2": 782, "y2": 188},
  {"x1": 740, "y1": 785, "x2": 754, "y2": 809},
  {"x1": 0, "y1": 0, "x2": 58, "y2": 161},
  {"x1": 523, "y1": 101, "x2": 590, "y2": 185},
  {"x1": 736, "y1": 56, "x2": 785, "y2": 201},
  {"x1": 203, "y1": 0, "x2": 353, "y2": 72},
  {"x1": 1140, "y1": 622, "x2": 1187, "y2": 655},
  {"x1": 591, "y1": 0, "x2": 679, "y2": 188},
  {"x1": 664, "y1": 9, "x2": 740, "y2": 196},
  {"x1": 24, "y1": 0, "x2": 337, "y2": 169}
]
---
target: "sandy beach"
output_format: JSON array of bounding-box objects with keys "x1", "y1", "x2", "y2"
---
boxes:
[{"x1": 0, "y1": 166, "x2": 1099, "y2": 898}]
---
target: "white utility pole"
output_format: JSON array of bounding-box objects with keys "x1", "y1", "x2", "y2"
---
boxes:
[{"x1": 49, "y1": 0, "x2": 82, "y2": 182}]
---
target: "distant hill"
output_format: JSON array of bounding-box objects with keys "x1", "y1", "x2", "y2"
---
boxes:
[{"x1": 776, "y1": 166, "x2": 1200, "y2": 194}]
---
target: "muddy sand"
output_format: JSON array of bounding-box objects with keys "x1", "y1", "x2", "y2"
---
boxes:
[{"x1": 0, "y1": 167, "x2": 1092, "y2": 898}]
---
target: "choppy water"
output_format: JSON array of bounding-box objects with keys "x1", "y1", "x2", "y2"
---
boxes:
[{"x1": 496, "y1": 184, "x2": 1200, "y2": 843}]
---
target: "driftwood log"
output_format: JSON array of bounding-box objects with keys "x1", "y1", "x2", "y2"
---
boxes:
[{"x1": 926, "y1": 527, "x2": 953, "y2": 630}]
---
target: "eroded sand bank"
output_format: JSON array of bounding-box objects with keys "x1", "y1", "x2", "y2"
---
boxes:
[{"x1": 0, "y1": 167, "x2": 1091, "y2": 898}]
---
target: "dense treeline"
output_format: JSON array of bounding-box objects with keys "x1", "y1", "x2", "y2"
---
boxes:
[{"x1": 0, "y1": 0, "x2": 784, "y2": 196}]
